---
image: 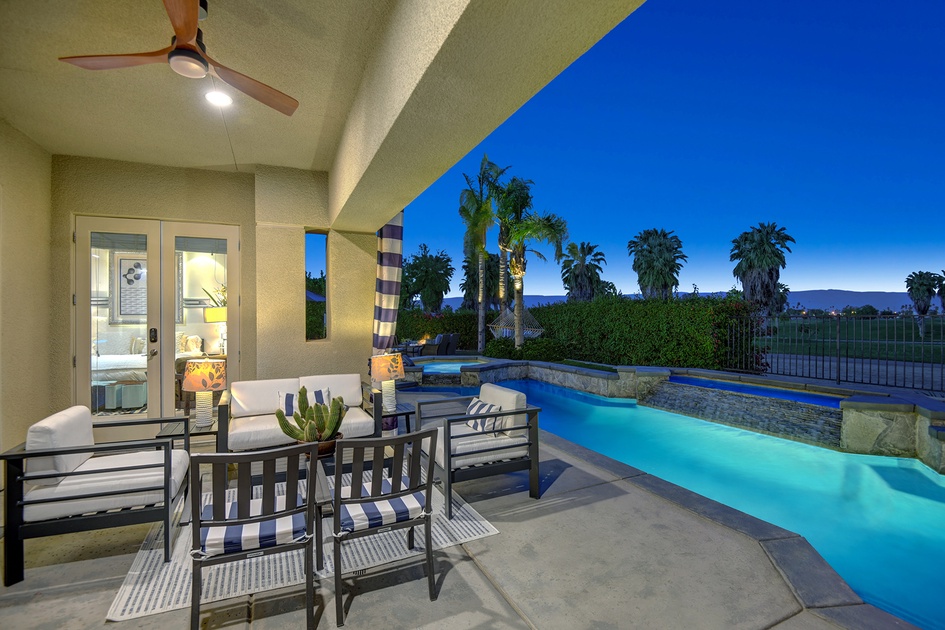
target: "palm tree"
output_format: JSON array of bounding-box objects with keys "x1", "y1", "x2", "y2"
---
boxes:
[
  {"x1": 560, "y1": 242, "x2": 607, "y2": 302},
  {"x1": 905, "y1": 270, "x2": 943, "y2": 338},
  {"x1": 458, "y1": 154, "x2": 507, "y2": 352},
  {"x1": 729, "y1": 222, "x2": 795, "y2": 315},
  {"x1": 507, "y1": 207, "x2": 568, "y2": 347},
  {"x1": 494, "y1": 176, "x2": 533, "y2": 313},
  {"x1": 626, "y1": 228, "x2": 687, "y2": 300},
  {"x1": 403, "y1": 244, "x2": 454, "y2": 312},
  {"x1": 459, "y1": 253, "x2": 502, "y2": 311},
  {"x1": 939, "y1": 270, "x2": 945, "y2": 313}
]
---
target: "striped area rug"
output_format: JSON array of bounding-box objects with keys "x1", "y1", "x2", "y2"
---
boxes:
[{"x1": 107, "y1": 474, "x2": 496, "y2": 621}]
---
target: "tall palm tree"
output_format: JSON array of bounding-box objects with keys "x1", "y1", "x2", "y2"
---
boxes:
[
  {"x1": 403, "y1": 244, "x2": 454, "y2": 312},
  {"x1": 905, "y1": 270, "x2": 943, "y2": 338},
  {"x1": 560, "y1": 241, "x2": 607, "y2": 302},
  {"x1": 626, "y1": 228, "x2": 687, "y2": 300},
  {"x1": 507, "y1": 208, "x2": 568, "y2": 347},
  {"x1": 459, "y1": 253, "x2": 502, "y2": 311},
  {"x1": 939, "y1": 270, "x2": 945, "y2": 313},
  {"x1": 494, "y1": 176, "x2": 533, "y2": 314},
  {"x1": 729, "y1": 222, "x2": 795, "y2": 315},
  {"x1": 458, "y1": 154, "x2": 506, "y2": 352}
]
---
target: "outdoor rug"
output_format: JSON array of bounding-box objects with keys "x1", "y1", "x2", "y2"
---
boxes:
[{"x1": 107, "y1": 473, "x2": 496, "y2": 621}]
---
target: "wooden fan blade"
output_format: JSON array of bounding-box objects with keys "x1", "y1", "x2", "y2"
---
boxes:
[
  {"x1": 205, "y1": 56, "x2": 299, "y2": 116},
  {"x1": 59, "y1": 46, "x2": 173, "y2": 70},
  {"x1": 163, "y1": 0, "x2": 198, "y2": 44}
]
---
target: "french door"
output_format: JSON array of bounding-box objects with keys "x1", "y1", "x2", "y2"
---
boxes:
[{"x1": 75, "y1": 217, "x2": 240, "y2": 419}]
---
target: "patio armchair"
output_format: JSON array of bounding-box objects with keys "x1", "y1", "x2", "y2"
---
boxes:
[
  {"x1": 327, "y1": 428, "x2": 439, "y2": 626},
  {"x1": 443, "y1": 333, "x2": 459, "y2": 355},
  {"x1": 415, "y1": 383, "x2": 541, "y2": 519},
  {"x1": 0, "y1": 406, "x2": 190, "y2": 586},
  {"x1": 419, "y1": 334, "x2": 444, "y2": 356},
  {"x1": 190, "y1": 442, "x2": 320, "y2": 630}
]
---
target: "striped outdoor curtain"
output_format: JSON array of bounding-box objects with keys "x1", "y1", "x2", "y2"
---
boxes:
[{"x1": 371, "y1": 211, "x2": 404, "y2": 355}]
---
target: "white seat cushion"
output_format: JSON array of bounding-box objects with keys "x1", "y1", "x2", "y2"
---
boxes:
[
  {"x1": 338, "y1": 407, "x2": 374, "y2": 438},
  {"x1": 26, "y1": 406, "x2": 95, "y2": 486},
  {"x1": 434, "y1": 421, "x2": 528, "y2": 469},
  {"x1": 228, "y1": 413, "x2": 296, "y2": 451},
  {"x1": 24, "y1": 449, "x2": 189, "y2": 522}
]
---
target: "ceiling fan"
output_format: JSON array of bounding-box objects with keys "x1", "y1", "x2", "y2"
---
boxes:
[{"x1": 59, "y1": 0, "x2": 298, "y2": 116}]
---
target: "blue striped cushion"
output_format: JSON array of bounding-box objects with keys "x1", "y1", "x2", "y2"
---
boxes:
[
  {"x1": 199, "y1": 495, "x2": 306, "y2": 557},
  {"x1": 465, "y1": 398, "x2": 502, "y2": 432},
  {"x1": 338, "y1": 477, "x2": 425, "y2": 533},
  {"x1": 278, "y1": 388, "x2": 331, "y2": 416}
]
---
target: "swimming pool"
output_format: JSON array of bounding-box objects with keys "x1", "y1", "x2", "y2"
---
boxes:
[
  {"x1": 669, "y1": 375, "x2": 844, "y2": 408},
  {"x1": 417, "y1": 360, "x2": 485, "y2": 374},
  {"x1": 416, "y1": 380, "x2": 944, "y2": 629}
]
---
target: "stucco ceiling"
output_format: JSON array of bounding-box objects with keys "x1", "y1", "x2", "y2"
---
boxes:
[{"x1": 0, "y1": 0, "x2": 394, "y2": 172}]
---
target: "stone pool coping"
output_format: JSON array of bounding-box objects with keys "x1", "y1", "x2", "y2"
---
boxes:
[{"x1": 541, "y1": 429, "x2": 919, "y2": 629}]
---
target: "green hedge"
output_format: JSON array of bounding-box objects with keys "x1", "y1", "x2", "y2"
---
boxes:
[
  {"x1": 395, "y1": 309, "x2": 489, "y2": 350},
  {"x1": 529, "y1": 295, "x2": 758, "y2": 370},
  {"x1": 397, "y1": 296, "x2": 759, "y2": 371}
]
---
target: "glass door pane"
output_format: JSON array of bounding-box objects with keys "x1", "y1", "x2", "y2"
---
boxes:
[
  {"x1": 174, "y1": 236, "x2": 227, "y2": 418},
  {"x1": 78, "y1": 220, "x2": 161, "y2": 417}
]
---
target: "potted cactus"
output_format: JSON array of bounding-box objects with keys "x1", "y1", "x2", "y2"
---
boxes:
[{"x1": 276, "y1": 386, "x2": 346, "y2": 455}]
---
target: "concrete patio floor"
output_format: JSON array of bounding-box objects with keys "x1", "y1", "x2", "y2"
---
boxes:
[{"x1": 0, "y1": 432, "x2": 916, "y2": 629}]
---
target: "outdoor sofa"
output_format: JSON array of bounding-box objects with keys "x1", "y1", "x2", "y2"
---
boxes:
[{"x1": 217, "y1": 373, "x2": 382, "y2": 452}]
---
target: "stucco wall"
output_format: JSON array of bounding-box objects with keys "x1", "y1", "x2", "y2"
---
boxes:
[
  {"x1": 50, "y1": 156, "x2": 256, "y2": 404},
  {"x1": 253, "y1": 166, "x2": 376, "y2": 379},
  {"x1": 0, "y1": 119, "x2": 53, "y2": 450}
]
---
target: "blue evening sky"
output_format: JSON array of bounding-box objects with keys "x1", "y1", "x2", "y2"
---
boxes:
[{"x1": 398, "y1": 0, "x2": 944, "y2": 297}]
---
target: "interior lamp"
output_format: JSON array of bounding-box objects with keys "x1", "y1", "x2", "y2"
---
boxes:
[
  {"x1": 370, "y1": 353, "x2": 404, "y2": 413},
  {"x1": 182, "y1": 358, "x2": 226, "y2": 427},
  {"x1": 204, "y1": 306, "x2": 227, "y2": 353}
]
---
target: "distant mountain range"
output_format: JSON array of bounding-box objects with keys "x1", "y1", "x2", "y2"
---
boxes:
[{"x1": 442, "y1": 290, "x2": 915, "y2": 312}]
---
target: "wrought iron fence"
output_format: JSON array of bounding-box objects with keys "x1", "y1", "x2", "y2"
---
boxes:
[{"x1": 724, "y1": 314, "x2": 945, "y2": 393}]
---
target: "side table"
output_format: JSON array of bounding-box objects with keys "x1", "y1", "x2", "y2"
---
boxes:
[
  {"x1": 157, "y1": 417, "x2": 218, "y2": 451},
  {"x1": 379, "y1": 402, "x2": 416, "y2": 435}
]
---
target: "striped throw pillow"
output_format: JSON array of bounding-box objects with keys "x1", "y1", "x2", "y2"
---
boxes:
[
  {"x1": 465, "y1": 398, "x2": 502, "y2": 433},
  {"x1": 278, "y1": 388, "x2": 331, "y2": 416}
]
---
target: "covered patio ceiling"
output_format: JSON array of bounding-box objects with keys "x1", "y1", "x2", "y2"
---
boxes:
[{"x1": 0, "y1": 0, "x2": 644, "y2": 231}]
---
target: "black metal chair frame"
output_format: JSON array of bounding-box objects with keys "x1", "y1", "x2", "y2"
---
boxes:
[
  {"x1": 328, "y1": 428, "x2": 438, "y2": 627},
  {"x1": 189, "y1": 441, "x2": 320, "y2": 630},
  {"x1": 416, "y1": 396, "x2": 541, "y2": 519},
  {"x1": 0, "y1": 416, "x2": 191, "y2": 587}
]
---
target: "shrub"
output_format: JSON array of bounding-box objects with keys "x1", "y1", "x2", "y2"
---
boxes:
[{"x1": 396, "y1": 308, "x2": 492, "y2": 351}]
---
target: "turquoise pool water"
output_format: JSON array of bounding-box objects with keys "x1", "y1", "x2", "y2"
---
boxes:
[
  {"x1": 419, "y1": 360, "x2": 483, "y2": 374},
  {"x1": 416, "y1": 380, "x2": 945, "y2": 629}
]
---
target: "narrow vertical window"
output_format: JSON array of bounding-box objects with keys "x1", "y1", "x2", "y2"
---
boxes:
[{"x1": 305, "y1": 232, "x2": 328, "y2": 340}]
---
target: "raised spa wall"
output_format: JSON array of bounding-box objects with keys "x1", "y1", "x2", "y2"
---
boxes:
[{"x1": 436, "y1": 359, "x2": 945, "y2": 474}]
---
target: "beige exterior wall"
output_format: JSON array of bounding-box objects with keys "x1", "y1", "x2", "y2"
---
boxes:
[
  {"x1": 0, "y1": 119, "x2": 53, "y2": 450},
  {"x1": 253, "y1": 166, "x2": 377, "y2": 379}
]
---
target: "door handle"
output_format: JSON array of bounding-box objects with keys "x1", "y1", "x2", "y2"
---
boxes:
[{"x1": 148, "y1": 349, "x2": 158, "y2": 359}]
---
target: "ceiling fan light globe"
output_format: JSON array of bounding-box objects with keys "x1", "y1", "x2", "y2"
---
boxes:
[
  {"x1": 168, "y1": 49, "x2": 208, "y2": 78},
  {"x1": 205, "y1": 91, "x2": 232, "y2": 107}
]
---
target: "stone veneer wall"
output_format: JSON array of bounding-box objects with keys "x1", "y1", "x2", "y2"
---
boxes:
[
  {"x1": 641, "y1": 382, "x2": 844, "y2": 448},
  {"x1": 841, "y1": 396, "x2": 945, "y2": 474}
]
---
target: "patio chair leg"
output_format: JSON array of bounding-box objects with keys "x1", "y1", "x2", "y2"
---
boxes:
[
  {"x1": 305, "y1": 538, "x2": 315, "y2": 630},
  {"x1": 529, "y1": 458, "x2": 540, "y2": 500},
  {"x1": 334, "y1": 537, "x2": 345, "y2": 627},
  {"x1": 425, "y1": 516, "x2": 437, "y2": 601},
  {"x1": 407, "y1": 525, "x2": 415, "y2": 550},
  {"x1": 3, "y1": 459, "x2": 25, "y2": 587},
  {"x1": 315, "y1": 505, "x2": 324, "y2": 571},
  {"x1": 191, "y1": 561, "x2": 201, "y2": 630},
  {"x1": 443, "y1": 474, "x2": 454, "y2": 519}
]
